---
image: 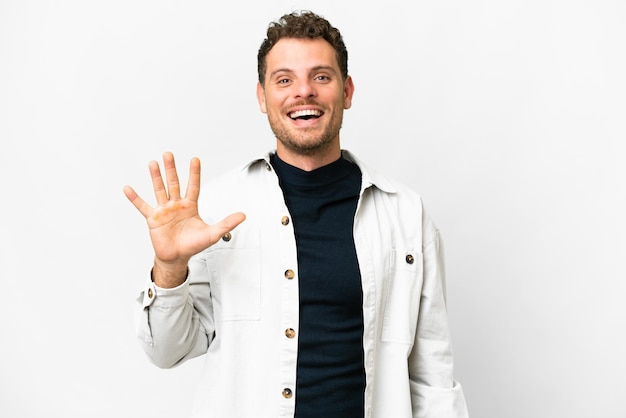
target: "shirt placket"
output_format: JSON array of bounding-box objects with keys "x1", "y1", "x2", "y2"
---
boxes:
[{"x1": 265, "y1": 161, "x2": 300, "y2": 417}]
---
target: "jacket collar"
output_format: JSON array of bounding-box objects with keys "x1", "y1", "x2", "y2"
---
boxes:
[{"x1": 241, "y1": 150, "x2": 397, "y2": 194}]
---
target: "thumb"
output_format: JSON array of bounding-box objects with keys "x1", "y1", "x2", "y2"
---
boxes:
[{"x1": 211, "y1": 212, "x2": 246, "y2": 239}]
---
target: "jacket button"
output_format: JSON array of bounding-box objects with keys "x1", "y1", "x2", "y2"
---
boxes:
[
  {"x1": 222, "y1": 232, "x2": 232, "y2": 242},
  {"x1": 282, "y1": 388, "x2": 293, "y2": 398},
  {"x1": 284, "y1": 269, "x2": 295, "y2": 280},
  {"x1": 148, "y1": 288, "x2": 154, "y2": 299},
  {"x1": 285, "y1": 328, "x2": 296, "y2": 338},
  {"x1": 281, "y1": 216, "x2": 290, "y2": 226},
  {"x1": 405, "y1": 254, "x2": 415, "y2": 264}
]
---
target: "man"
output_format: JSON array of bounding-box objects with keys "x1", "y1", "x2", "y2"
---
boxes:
[{"x1": 124, "y1": 10, "x2": 469, "y2": 418}]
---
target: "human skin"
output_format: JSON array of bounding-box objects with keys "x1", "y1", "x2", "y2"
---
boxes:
[
  {"x1": 123, "y1": 153, "x2": 246, "y2": 288},
  {"x1": 256, "y1": 37, "x2": 355, "y2": 172},
  {"x1": 124, "y1": 37, "x2": 355, "y2": 287}
]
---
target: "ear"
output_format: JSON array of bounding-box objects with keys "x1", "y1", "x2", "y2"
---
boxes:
[
  {"x1": 256, "y1": 82, "x2": 267, "y2": 114},
  {"x1": 343, "y1": 76, "x2": 355, "y2": 110}
]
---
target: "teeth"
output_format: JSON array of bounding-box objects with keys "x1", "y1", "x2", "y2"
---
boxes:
[{"x1": 289, "y1": 109, "x2": 321, "y2": 119}]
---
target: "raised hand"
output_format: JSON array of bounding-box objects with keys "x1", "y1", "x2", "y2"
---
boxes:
[{"x1": 124, "y1": 152, "x2": 246, "y2": 287}]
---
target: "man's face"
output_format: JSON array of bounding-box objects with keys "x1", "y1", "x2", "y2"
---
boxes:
[{"x1": 257, "y1": 38, "x2": 354, "y2": 158}]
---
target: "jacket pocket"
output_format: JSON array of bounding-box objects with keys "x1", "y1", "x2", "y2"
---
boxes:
[
  {"x1": 208, "y1": 247, "x2": 261, "y2": 321},
  {"x1": 381, "y1": 249, "x2": 423, "y2": 344}
]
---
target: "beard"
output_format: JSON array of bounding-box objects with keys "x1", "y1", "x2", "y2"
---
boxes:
[{"x1": 267, "y1": 102, "x2": 344, "y2": 156}]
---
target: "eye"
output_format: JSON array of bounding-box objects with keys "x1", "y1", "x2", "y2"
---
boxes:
[
  {"x1": 314, "y1": 75, "x2": 330, "y2": 82},
  {"x1": 276, "y1": 78, "x2": 291, "y2": 85}
]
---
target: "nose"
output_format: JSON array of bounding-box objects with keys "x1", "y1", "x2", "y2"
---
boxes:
[{"x1": 294, "y1": 79, "x2": 316, "y2": 99}]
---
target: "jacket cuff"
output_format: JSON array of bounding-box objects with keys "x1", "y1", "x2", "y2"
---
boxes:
[{"x1": 139, "y1": 269, "x2": 189, "y2": 309}]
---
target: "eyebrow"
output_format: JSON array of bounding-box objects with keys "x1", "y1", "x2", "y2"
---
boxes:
[{"x1": 269, "y1": 65, "x2": 339, "y2": 79}]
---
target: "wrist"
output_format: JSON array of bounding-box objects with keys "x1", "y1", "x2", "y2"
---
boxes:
[{"x1": 152, "y1": 258, "x2": 189, "y2": 288}]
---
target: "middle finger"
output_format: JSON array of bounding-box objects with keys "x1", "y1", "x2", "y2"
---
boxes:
[{"x1": 163, "y1": 151, "x2": 181, "y2": 201}]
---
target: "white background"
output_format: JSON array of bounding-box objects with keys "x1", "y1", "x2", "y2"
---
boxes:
[{"x1": 1, "y1": 0, "x2": 624, "y2": 417}]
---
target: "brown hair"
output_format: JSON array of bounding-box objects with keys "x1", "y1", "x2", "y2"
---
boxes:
[{"x1": 257, "y1": 10, "x2": 348, "y2": 86}]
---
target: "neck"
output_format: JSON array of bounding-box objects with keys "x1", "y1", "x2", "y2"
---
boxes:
[{"x1": 275, "y1": 142, "x2": 342, "y2": 172}]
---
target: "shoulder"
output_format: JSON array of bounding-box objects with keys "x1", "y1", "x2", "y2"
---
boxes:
[
  {"x1": 344, "y1": 150, "x2": 440, "y2": 245},
  {"x1": 204, "y1": 153, "x2": 272, "y2": 189},
  {"x1": 199, "y1": 152, "x2": 280, "y2": 220},
  {"x1": 344, "y1": 150, "x2": 424, "y2": 205}
]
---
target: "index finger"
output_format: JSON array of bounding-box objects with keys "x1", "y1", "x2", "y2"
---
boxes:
[{"x1": 184, "y1": 157, "x2": 201, "y2": 202}]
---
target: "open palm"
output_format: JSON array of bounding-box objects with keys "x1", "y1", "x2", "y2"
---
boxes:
[{"x1": 124, "y1": 152, "x2": 245, "y2": 286}]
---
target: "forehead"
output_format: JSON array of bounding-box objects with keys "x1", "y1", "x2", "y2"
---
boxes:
[{"x1": 265, "y1": 38, "x2": 339, "y2": 72}]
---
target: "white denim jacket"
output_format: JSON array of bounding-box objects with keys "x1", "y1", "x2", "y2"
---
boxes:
[{"x1": 137, "y1": 150, "x2": 469, "y2": 418}]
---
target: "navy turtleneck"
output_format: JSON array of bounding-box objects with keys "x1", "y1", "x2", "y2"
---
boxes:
[{"x1": 270, "y1": 153, "x2": 366, "y2": 418}]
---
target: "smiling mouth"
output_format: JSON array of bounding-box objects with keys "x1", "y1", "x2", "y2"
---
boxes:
[{"x1": 289, "y1": 109, "x2": 323, "y2": 120}]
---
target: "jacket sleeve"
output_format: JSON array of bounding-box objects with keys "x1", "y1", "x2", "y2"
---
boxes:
[
  {"x1": 135, "y1": 252, "x2": 215, "y2": 369},
  {"x1": 408, "y1": 220, "x2": 469, "y2": 417}
]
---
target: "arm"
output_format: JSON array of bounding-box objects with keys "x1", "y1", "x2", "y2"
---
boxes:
[
  {"x1": 409, "y1": 226, "x2": 469, "y2": 417},
  {"x1": 135, "y1": 254, "x2": 214, "y2": 368},
  {"x1": 126, "y1": 152, "x2": 245, "y2": 367}
]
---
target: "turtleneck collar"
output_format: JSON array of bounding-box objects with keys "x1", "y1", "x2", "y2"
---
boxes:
[{"x1": 270, "y1": 152, "x2": 357, "y2": 189}]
